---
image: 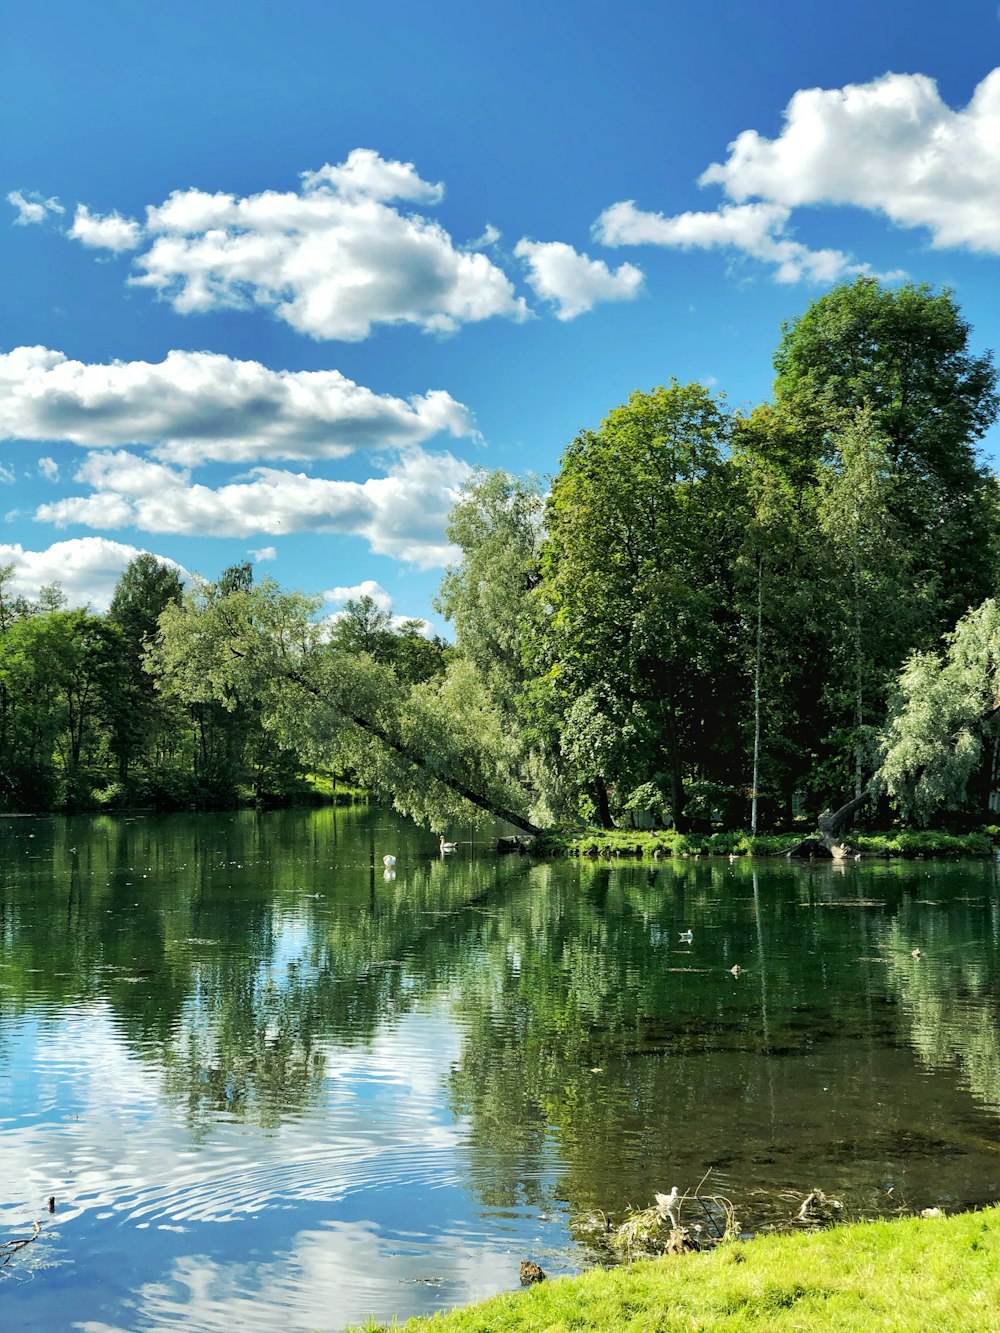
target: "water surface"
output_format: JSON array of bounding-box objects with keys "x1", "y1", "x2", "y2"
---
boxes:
[{"x1": 2, "y1": 807, "x2": 1000, "y2": 1329}]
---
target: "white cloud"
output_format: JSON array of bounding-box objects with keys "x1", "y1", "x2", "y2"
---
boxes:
[
  {"x1": 36, "y1": 447, "x2": 471, "y2": 568},
  {"x1": 0, "y1": 537, "x2": 189, "y2": 611},
  {"x1": 700, "y1": 67, "x2": 1000, "y2": 254},
  {"x1": 466, "y1": 223, "x2": 501, "y2": 249},
  {"x1": 7, "y1": 189, "x2": 64, "y2": 225},
  {"x1": 321, "y1": 579, "x2": 434, "y2": 634},
  {"x1": 514, "y1": 238, "x2": 644, "y2": 318},
  {"x1": 69, "y1": 203, "x2": 142, "y2": 251},
  {"x1": 324, "y1": 579, "x2": 393, "y2": 611},
  {"x1": 595, "y1": 199, "x2": 879, "y2": 284},
  {"x1": 62, "y1": 149, "x2": 528, "y2": 340},
  {"x1": 38, "y1": 456, "x2": 59, "y2": 481},
  {"x1": 250, "y1": 546, "x2": 277, "y2": 562},
  {"x1": 0, "y1": 346, "x2": 475, "y2": 464},
  {"x1": 0, "y1": 463, "x2": 14, "y2": 485},
  {"x1": 299, "y1": 147, "x2": 444, "y2": 203},
  {"x1": 589, "y1": 66, "x2": 1000, "y2": 282}
]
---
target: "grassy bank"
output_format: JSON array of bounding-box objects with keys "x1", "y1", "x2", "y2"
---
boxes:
[
  {"x1": 359, "y1": 1205, "x2": 1000, "y2": 1331},
  {"x1": 533, "y1": 827, "x2": 996, "y2": 860}
]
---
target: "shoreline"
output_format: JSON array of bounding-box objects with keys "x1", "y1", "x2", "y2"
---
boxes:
[
  {"x1": 357, "y1": 1202, "x2": 1000, "y2": 1331},
  {"x1": 530, "y1": 827, "x2": 998, "y2": 861}
]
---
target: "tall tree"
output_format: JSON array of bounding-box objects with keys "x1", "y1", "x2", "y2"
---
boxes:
[
  {"x1": 535, "y1": 382, "x2": 735, "y2": 830},
  {"x1": 774, "y1": 277, "x2": 1000, "y2": 630},
  {"x1": 107, "y1": 554, "x2": 185, "y2": 781},
  {"x1": 817, "y1": 405, "x2": 926, "y2": 799}
]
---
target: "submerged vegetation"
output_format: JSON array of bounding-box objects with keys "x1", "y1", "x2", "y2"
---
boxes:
[{"x1": 5, "y1": 278, "x2": 1000, "y2": 838}]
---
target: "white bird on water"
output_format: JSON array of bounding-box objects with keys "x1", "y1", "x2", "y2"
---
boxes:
[
  {"x1": 383, "y1": 855, "x2": 396, "y2": 868},
  {"x1": 440, "y1": 837, "x2": 458, "y2": 853},
  {"x1": 678, "y1": 929, "x2": 693, "y2": 944},
  {"x1": 655, "y1": 1187, "x2": 680, "y2": 1228}
]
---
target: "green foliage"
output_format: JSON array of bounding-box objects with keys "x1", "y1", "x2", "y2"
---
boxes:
[
  {"x1": 878, "y1": 599, "x2": 1000, "y2": 824},
  {"x1": 774, "y1": 276, "x2": 1000, "y2": 627},
  {"x1": 534, "y1": 380, "x2": 736, "y2": 830}
]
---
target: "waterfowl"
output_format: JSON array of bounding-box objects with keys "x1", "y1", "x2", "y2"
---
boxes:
[
  {"x1": 382, "y1": 854, "x2": 397, "y2": 868},
  {"x1": 655, "y1": 1186, "x2": 680, "y2": 1227},
  {"x1": 911, "y1": 948, "x2": 922, "y2": 959},
  {"x1": 678, "y1": 929, "x2": 694, "y2": 944},
  {"x1": 440, "y1": 837, "x2": 458, "y2": 853},
  {"x1": 730, "y1": 963, "x2": 742, "y2": 976}
]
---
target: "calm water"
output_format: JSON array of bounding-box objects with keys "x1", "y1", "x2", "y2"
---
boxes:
[{"x1": 3, "y1": 807, "x2": 1000, "y2": 1329}]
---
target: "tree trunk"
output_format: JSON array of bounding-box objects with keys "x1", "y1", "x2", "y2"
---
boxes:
[
  {"x1": 283, "y1": 666, "x2": 542, "y2": 835},
  {"x1": 786, "y1": 788, "x2": 872, "y2": 858},
  {"x1": 751, "y1": 555, "x2": 763, "y2": 836},
  {"x1": 594, "y1": 779, "x2": 614, "y2": 830}
]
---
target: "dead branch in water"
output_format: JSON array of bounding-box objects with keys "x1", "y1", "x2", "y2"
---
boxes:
[{"x1": 1, "y1": 1220, "x2": 40, "y2": 1270}]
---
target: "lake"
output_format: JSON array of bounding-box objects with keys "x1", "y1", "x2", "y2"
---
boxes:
[{"x1": 2, "y1": 806, "x2": 1000, "y2": 1329}]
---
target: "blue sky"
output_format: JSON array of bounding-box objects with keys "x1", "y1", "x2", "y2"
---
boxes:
[{"x1": 3, "y1": 0, "x2": 1000, "y2": 629}]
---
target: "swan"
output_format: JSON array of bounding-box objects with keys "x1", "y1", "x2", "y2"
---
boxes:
[
  {"x1": 440, "y1": 837, "x2": 458, "y2": 853},
  {"x1": 382, "y1": 854, "x2": 397, "y2": 867},
  {"x1": 730, "y1": 963, "x2": 742, "y2": 976},
  {"x1": 678, "y1": 929, "x2": 693, "y2": 944}
]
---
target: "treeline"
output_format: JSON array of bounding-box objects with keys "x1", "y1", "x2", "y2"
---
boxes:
[
  {"x1": 439, "y1": 277, "x2": 1000, "y2": 832},
  {"x1": 0, "y1": 555, "x2": 448, "y2": 812},
  {"x1": 6, "y1": 277, "x2": 1000, "y2": 830}
]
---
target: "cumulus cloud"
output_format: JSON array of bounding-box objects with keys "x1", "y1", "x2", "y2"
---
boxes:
[
  {"x1": 7, "y1": 189, "x2": 64, "y2": 225},
  {"x1": 69, "y1": 203, "x2": 142, "y2": 251},
  {"x1": 299, "y1": 148, "x2": 444, "y2": 203},
  {"x1": 514, "y1": 238, "x2": 644, "y2": 318},
  {"x1": 699, "y1": 67, "x2": 1000, "y2": 253},
  {"x1": 38, "y1": 457, "x2": 59, "y2": 481},
  {"x1": 590, "y1": 66, "x2": 1000, "y2": 281},
  {"x1": 0, "y1": 537, "x2": 189, "y2": 612},
  {"x1": 0, "y1": 463, "x2": 14, "y2": 485},
  {"x1": 0, "y1": 346, "x2": 475, "y2": 464},
  {"x1": 250, "y1": 546, "x2": 277, "y2": 562},
  {"x1": 324, "y1": 579, "x2": 393, "y2": 611},
  {"x1": 595, "y1": 199, "x2": 878, "y2": 284},
  {"x1": 36, "y1": 448, "x2": 471, "y2": 568},
  {"x1": 321, "y1": 579, "x2": 433, "y2": 635},
  {"x1": 66, "y1": 148, "x2": 529, "y2": 340}
]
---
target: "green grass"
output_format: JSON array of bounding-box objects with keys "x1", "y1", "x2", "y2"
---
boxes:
[
  {"x1": 301, "y1": 771, "x2": 370, "y2": 804},
  {"x1": 533, "y1": 827, "x2": 996, "y2": 860},
  {"x1": 355, "y1": 1206, "x2": 1000, "y2": 1331}
]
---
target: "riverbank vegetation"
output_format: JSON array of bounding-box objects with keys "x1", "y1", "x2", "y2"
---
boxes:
[
  {"x1": 535, "y1": 827, "x2": 997, "y2": 859},
  {"x1": 357, "y1": 1204, "x2": 1000, "y2": 1332},
  {"x1": 6, "y1": 277, "x2": 1000, "y2": 836}
]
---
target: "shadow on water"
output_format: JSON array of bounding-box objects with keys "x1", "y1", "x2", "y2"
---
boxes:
[{"x1": 3, "y1": 809, "x2": 1000, "y2": 1328}]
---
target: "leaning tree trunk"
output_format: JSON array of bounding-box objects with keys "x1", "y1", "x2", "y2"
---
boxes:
[{"x1": 786, "y1": 788, "x2": 872, "y2": 859}]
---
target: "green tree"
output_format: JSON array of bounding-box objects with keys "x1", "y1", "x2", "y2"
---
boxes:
[
  {"x1": 435, "y1": 468, "x2": 557, "y2": 822},
  {"x1": 535, "y1": 382, "x2": 735, "y2": 830},
  {"x1": 729, "y1": 413, "x2": 818, "y2": 829},
  {"x1": 153, "y1": 575, "x2": 541, "y2": 832},
  {"x1": 878, "y1": 598, "x2": 1000, "y2": 825},
  {"x1": 106, "y1": 554, "x2": 185, "y2": 782},
  {"x1": 774, "y1": 278, "x2": 1000, "y2": 629},
  {"x1": 817, "y1": 405, "x2": 926, "y2": 799}
]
